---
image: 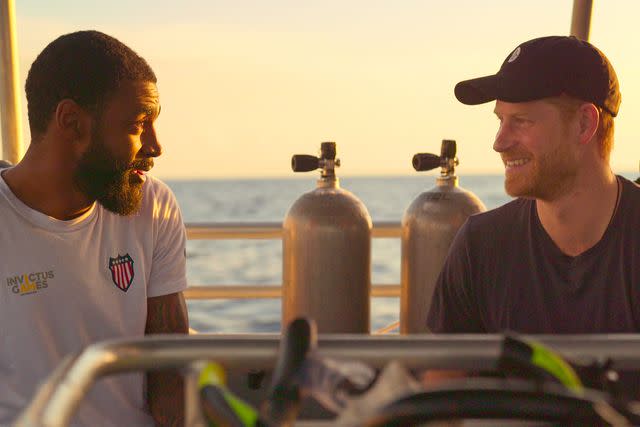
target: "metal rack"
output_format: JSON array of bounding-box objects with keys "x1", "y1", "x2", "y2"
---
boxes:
[{"x1": 16, "y1": 333, "x2": 640, "y2": 426}]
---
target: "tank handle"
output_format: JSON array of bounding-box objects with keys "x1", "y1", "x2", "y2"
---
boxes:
[
  {"x1": 412, "y1": 153, "x2": 441, "y2": 172},
  {"x1": 292, "y1": 155, "x2": 319, "y2": 172}
]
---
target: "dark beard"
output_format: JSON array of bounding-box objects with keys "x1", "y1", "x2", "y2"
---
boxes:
[{"x1": 73, "y1": 133, "x2": 151, "y2": 216}]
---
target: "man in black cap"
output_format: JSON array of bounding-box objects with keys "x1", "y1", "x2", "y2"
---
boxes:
[{"x1": 427, "y1": 36, "x2": 640, "y2": 335}]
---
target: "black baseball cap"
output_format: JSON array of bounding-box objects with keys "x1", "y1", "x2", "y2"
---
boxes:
[{"x1": 454, "y1": 36, "x2": 621, "y2": 117}]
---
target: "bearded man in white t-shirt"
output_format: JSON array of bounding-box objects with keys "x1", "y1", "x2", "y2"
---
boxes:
[{"x1": 0, "y1": 31, "x2": 189, "y2": 426}]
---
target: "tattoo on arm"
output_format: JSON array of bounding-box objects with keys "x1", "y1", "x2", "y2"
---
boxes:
[
  {"x1": 145, "y1": 292, "x2": 189, "y2": 426},
  {"x1": 145, "y1": 291, "x2": 189, "y2": 335}
]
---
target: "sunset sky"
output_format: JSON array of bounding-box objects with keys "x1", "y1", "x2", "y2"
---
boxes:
[{"x1": 6, "y1": 0, "x2": 640, "y2": 178}]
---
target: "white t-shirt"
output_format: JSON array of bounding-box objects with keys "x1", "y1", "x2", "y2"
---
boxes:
[{"x1": 0, "y1": 171, "x2": 187, "y2": 426}]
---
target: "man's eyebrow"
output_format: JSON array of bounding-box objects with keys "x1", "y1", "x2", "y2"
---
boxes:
[
  {"x1": 134, "y1": 104, "x2": 160, "y2": 118},
  {"x1": 493, "y1": 110, "x2": 528, "y2": 117}
]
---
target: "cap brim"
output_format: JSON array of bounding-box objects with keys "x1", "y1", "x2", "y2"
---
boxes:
[{"x1": 454, "y1": 75, "x2": 499, "y2": 105}]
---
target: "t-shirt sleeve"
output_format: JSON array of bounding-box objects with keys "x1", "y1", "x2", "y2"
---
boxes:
[
  {"x1": 147, "y1": 180, "x2": 188, "y2": 298},
  {"x1": 426, "y1": 219, "x2": 485, "y2": 333}
]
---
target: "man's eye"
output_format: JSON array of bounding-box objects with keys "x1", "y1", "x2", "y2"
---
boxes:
[{"x1": 131, "y1": 121, "x2": 145, "y2": 133}]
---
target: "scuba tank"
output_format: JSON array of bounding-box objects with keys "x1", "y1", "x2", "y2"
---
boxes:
[
  {"x1": 400, "y1": 140, "x2": 486, "y2": 333},
  {"x1": 282, "y1": 142, "x2": 372, "y2": 333}
]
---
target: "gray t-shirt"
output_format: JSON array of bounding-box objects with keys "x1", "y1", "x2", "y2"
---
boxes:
[{"x1": 427, "y1": 176, "x2": 640, "y2": 334}]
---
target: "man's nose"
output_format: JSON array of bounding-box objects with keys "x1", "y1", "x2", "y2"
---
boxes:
[
  {"x1": 141, "y1": 125, "x2": 163, "y2": 158},
  {"x1": 493, "y1": 122, "x2": 513, "y2": 153}
]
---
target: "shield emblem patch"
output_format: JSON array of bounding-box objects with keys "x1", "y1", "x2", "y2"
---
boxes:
[{"x1": 108, "y1": 254, "x2": 135, "y2": 292}]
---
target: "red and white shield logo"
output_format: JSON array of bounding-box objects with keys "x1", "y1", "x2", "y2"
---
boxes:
[{"x1": 108, "y1": 254, "x2": 135, "y2": 292}]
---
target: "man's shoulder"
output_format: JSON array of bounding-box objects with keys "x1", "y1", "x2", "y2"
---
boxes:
[
  {"x1": 465, "y1": 198, "x2": 531, "y2": 233},
  {"x1": 618, "y1": 176, "x2": 640, "y2": 221},
  {"x1": 622, "y1": 175, "x2": 640, "y2": 199},
  {"x1": 142, "y1": 175, "x2": 175, "y2": 198},
  {"x1": 140, "y1": 175, "x2": 180, "y2": 209},
  {"x1": 112, "y1": 175, "x2": 181, "y2": 224},
  {"x1": 447, "y1": 198, "x2": 532, "y2": 255}
]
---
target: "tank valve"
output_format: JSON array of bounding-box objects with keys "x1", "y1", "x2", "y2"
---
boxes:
[
  {"x1": 412, "y1": 139, "x2": 459, "y2": 177},
  {"x1": 291, "y1": 142, "x2": 341, "y2": 178}
]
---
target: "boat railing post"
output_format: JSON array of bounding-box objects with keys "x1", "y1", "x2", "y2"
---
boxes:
[
  {"x1": 184, "y1": 361, "x2": 207, "y2": 427},
  {"x1": 0, "y1": 0, "x2": 24, "y2": 163},
  {"x1": 570, "y1": 0, "x2": 593, "y2": 41},
  {"x1": 12, "y1": 355, "x2": 78, "y2": 427}
]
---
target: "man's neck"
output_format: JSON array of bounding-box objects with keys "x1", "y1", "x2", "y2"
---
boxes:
[
  {"x1": 536, "y1": 169, "x2": 619, "y2": 257},
  {"x1": 2, "y1": 149, "x2": 94, "y2": 221}
]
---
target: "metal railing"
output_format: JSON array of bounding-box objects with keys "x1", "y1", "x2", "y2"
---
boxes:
[
  {"x1": 17, "y1": 333, "x2": 640, "y2": 427},
  {"x1": 183, "y1": 221, "x2": 403, "y2": 300}
]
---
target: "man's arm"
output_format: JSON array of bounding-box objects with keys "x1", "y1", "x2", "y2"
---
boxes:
[
  {"x1": 145, "y1": 291, "x2": 189, "y2": 426},
  {"x1": 423, "y1": 221, "x2": 482, "y2": 387},
  {"x1": 426, "y1": 219, "x2": 484, "y2": 334}
]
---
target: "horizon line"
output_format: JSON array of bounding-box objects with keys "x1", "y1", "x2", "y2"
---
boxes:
[{"x1": 158, "y1": 170, "x2": 640, "y2": 182}]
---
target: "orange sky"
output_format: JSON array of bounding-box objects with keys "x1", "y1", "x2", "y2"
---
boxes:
[{"x1": 6, "y1": 0, "x2": 640, "y2": 178}]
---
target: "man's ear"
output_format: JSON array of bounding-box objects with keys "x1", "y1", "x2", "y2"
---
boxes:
[
  {"x1": 577, "y1": 103, "x2": 599, "y2": 145},
  {"x1": 54, "y1": 99, "x2": 91, "y2": 141}
]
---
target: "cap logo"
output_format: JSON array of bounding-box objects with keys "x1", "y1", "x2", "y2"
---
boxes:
[{"x1": 508, "y1": 47, "x2": 521, "y2": 63}]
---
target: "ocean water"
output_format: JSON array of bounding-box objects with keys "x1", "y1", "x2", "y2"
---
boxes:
[{"x1": 167, "y1": 173, "x2": 638, "y2": 333}]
